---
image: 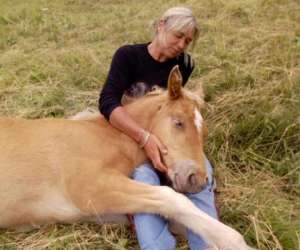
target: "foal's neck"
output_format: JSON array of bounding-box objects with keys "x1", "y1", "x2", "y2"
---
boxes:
[{"x1": 89, "y1": 93, "x2": 167, "y2": 174}]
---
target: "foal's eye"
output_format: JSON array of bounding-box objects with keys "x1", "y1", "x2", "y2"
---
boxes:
[{"x1": 173, "y1": 119, "x2": 184, "y2": 129}]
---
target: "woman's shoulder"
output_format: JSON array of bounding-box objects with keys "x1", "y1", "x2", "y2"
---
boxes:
[
  {"x1": 115, "y1": 43, "x2": 148, "y2": 57},
  {"x1": 177, "y1": 52, "x2": 195, "y2": 71},
  {"x1": 176, "y1": 53, "x2": 195, "y2": 85}
]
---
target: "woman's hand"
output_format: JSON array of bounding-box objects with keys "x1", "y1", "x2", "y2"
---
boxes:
[
  {"x1": 143, "y1": 134, "x2": 168, "y2": 173},
  {"x1": 109, "y1": 107, "x2": 168, "y2": 172}
]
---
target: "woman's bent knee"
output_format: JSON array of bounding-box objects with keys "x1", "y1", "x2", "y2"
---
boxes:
[{"x1": 132, "y1": 163, "x2": 160, "y2": 186}]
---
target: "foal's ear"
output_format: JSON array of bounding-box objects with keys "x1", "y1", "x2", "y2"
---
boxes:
[{"x1": 168, "y1": 65, "x2": 183, "y2": 100}]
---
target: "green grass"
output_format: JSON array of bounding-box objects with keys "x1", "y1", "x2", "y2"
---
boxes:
[{"x1": 0, "y1": 0, "x2": 299, "y2": 249}]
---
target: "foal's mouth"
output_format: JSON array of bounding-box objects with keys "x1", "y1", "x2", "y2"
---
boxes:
[{"x1": 165, "y1": 160, "x2": 208, "y2": 194}]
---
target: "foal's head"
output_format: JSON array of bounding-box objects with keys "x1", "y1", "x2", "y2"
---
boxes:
[{"x1": 150, "y1": 66, "x2": 208, "y2": 193}]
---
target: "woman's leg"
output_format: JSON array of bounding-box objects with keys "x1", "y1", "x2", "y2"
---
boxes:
[
  {"x1": 132, "y1": 163, "x2": 176, "y2": 250},
  {"x1": 186, "y1": 157, "x2": 218, "y2": 250},
  {"x1": 132, "y1": 158, "x2": 218, "y2": 250}
]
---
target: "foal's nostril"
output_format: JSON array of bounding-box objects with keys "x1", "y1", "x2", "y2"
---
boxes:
[{"x1": 188, "y1": 173, "x2": 197, "y2": 186}]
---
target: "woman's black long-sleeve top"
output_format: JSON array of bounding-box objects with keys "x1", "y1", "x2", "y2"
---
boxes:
[{"x1": 99, "y1": 43, "x2": 194, "y2": 120}]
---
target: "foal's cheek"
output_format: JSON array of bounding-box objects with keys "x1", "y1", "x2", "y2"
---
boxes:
[
  {"x1": 162, "y1": 155, "x2": 173, "y2": 169},
  {"x1": 166, "y1": 168, "x2": 175, "y2": 184}
]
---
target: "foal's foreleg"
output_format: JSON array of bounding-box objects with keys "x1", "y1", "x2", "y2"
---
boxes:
[{"x1": 69, "y1": 172, "x2": 253, "y2": 250}]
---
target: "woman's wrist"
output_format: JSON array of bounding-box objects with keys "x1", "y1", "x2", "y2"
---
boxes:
[{"x1": 138, "y1": 129, "x2": 151, "y2": 148}]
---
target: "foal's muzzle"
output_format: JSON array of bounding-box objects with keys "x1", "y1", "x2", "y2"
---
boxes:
[{"x1": 168, "y1": 160, "x2": 207, "y2": 193}]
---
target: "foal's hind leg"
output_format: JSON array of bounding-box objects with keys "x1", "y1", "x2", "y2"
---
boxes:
[{"x1": 67, "y1": 169, "x2": 252, "y2": 250}]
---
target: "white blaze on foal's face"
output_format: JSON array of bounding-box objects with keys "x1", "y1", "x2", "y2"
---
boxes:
[{"x1": 194, "y1": 108, "x2": 203, "y2": 133}]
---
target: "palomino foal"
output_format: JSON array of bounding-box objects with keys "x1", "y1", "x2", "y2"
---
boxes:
[{"x1": 0, "y1": 66, "x2": 253, "y2": 249}]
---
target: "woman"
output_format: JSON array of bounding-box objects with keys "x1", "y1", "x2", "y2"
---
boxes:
[{"x1": 99, "y1": 6, "x2": 218, "y2": 250}]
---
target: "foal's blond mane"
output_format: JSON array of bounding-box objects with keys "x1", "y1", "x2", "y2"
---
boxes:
[
  {"x1": 130, "y1": 85, "x2": 204, "y2": 108},
  {"x1": 71, "y1": 84, "x2": 204, "y2": 123}
]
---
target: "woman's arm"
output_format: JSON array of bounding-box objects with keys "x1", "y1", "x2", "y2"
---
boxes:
[
  {"x1": 109, "y1": 106, "x2": 168, "y2": 172},
  {"x1": 99, "y1": 46, "x2": 168, "y2": 172}
]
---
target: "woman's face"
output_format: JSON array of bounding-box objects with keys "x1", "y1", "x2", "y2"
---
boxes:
[{"x1": 157, "y1": 22, "x2": 194, "y2": 59}]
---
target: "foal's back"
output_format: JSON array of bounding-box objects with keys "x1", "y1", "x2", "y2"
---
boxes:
[{"x1": 0, "y1": 117, "x2": 128, "y2": 228}]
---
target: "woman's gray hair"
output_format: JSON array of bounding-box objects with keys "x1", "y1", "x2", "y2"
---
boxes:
[{"x1": 153, "y1": 6, "x2": 200, "y2": 49}]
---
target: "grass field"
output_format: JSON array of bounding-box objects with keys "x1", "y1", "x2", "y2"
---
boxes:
[{"x1": 0, "y1": 0, "x2": 299, "y2": 249}]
